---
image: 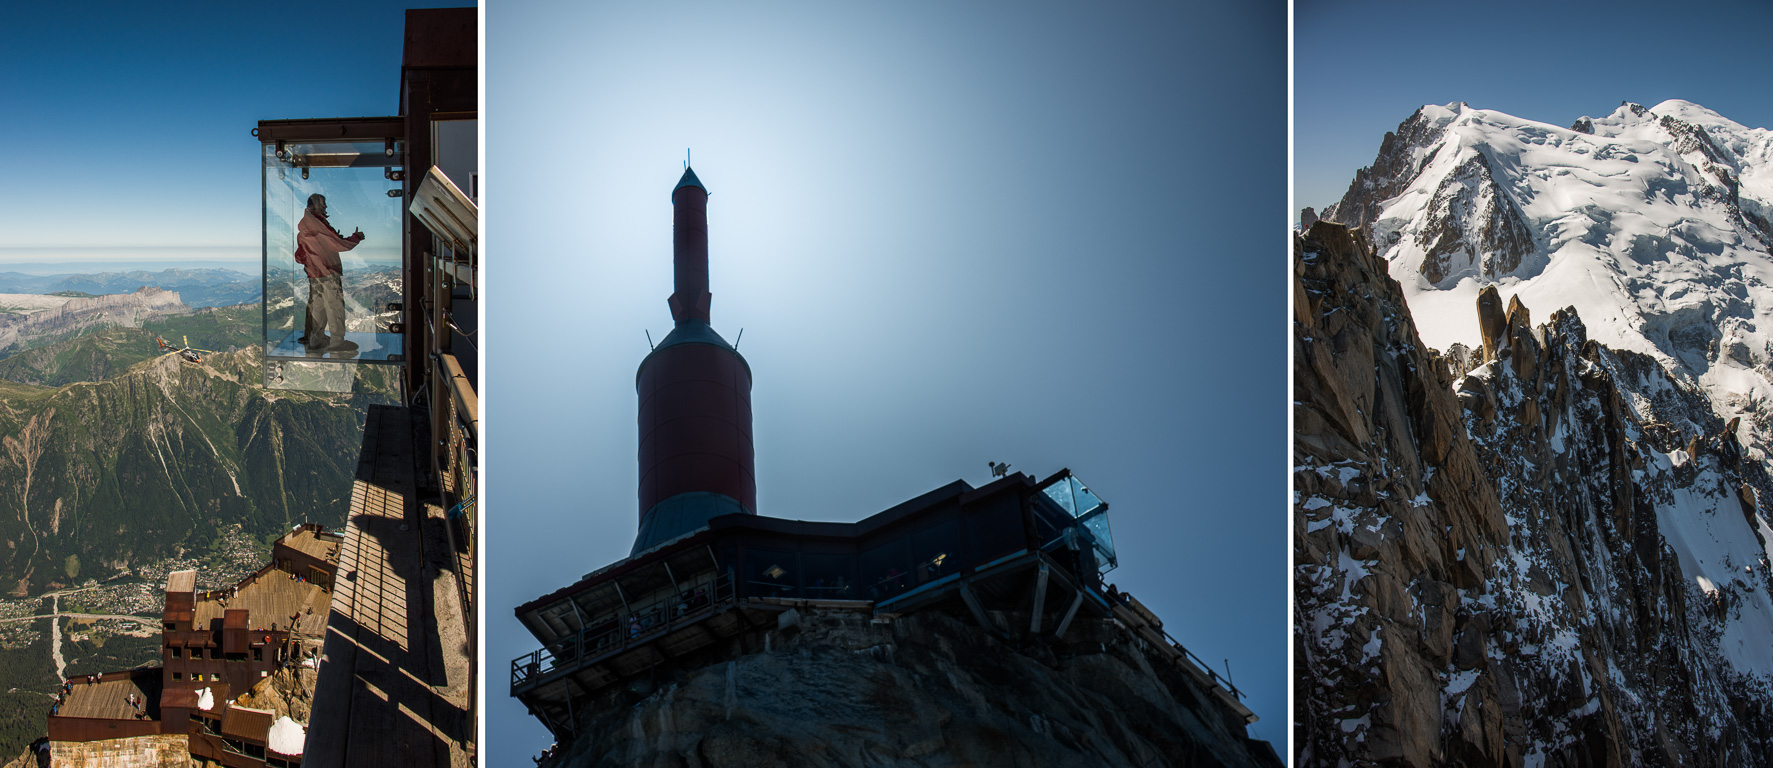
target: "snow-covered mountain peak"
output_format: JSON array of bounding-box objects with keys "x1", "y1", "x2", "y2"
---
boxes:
[{"x1": 1326, "y1": 100, "x2": 1773, "y2": 468}]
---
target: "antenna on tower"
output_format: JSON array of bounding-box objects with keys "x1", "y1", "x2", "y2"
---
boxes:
[
  {"x1": 645, "y1": 329, "x2": 654, "y2": 350},
  {"x1": 734, "y1": 328, "x2": 743, "y2": 350}
]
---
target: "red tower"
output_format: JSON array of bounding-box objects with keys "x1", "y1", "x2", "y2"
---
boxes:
[{"x1": 633, "y1": 167, "x2": 756, "y2": 554}]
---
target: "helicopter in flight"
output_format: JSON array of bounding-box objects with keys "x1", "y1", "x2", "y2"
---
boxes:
[{"x1": 156, "y1": 335, "x2": 215, "y2": 365}]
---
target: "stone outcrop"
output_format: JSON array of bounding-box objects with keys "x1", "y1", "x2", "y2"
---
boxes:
[
  {"x1": 543, "y1": 607, "x2": 1279, "y2": 768},
  {"x1": 47, "y1": 734, "x2": 188, "y2": 768},
  {"x1": 233, "y1": 666, "x2": 319, "y2": 723},
  {"x1": 1295, "y1": 221, "x2": 1773, "y2": 766}
]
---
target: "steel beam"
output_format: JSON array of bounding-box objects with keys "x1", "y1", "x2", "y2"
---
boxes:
[
  {"x1": 960, "y1": 582, "x2": 995, "y2": 635},
  {"x1": 1053, "y1": 589, "x2": 1085, "y2": 640}
]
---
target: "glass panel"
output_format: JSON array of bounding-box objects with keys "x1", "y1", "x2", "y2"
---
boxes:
[
  {"x1": 1042, "y1": 476, "x2": 1076, "y2": 515},
  {"x1": 263, "y1": 358, "x2": 354, "y2": 393},
  {"x1": 910, "y1": 518, "x2": 961, "y2": 585},
  {"x1": 801, "y1": 553, "x2": 855, "y2": 599},
  {"x1": 1070, "y1": 477, "x2": 1105, "y2": 517},
  {"x1": 859, "y1": 538, "x2": 911, "y2": 601},
  {"x1": 744, "y1": 549, "x2": 798, "y2": 598},
  {"x1": 1079, "y1": 510, "x2": 1116, "y2": 570},
  {"x1": 262, "y1": 140, "x2": 404, "y2": 368}
]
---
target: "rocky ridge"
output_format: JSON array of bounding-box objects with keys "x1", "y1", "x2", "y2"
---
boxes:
[
  {"x1": 0, "y1": 346, "x2": 380, "y2": 596},
  {"x1": 0, "y1": 288, "x2": 186, "y2": 354},
  {"x1": 1294, "y1": 222, "x2": 1773, "y2": 766}
]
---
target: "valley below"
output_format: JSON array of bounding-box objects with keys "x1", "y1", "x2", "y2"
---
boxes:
[{"x1": 0, "y1": 272, "x2": 394, "y2": 758}]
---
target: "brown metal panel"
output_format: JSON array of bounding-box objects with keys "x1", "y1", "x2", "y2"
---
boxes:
[
  {"x1": 222, "y1": 609, "x2": 249, "y2": 656},
  {"x1": 255, "y1": 117, "x2": 405, "y2": 143},
  {"x1": 47, "y1": 716, "x2": 163, "y2": 742},
  {"x1": 221, "y1": 704, "x2": 275, "y2": 741},
  {"x1": 403, "y1": 8, "x2": 476, "y2": 69},
  {"x1": 636, "y1": 341, "x2": 757, "y2": 518},
  {"x1": 398, "y1": 8, "x2": 475, "y2": 398}
]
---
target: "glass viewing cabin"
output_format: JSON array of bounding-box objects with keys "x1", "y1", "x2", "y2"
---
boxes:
[{"x1": 257, "y1": 119, "x2": 408, "y2": 390}]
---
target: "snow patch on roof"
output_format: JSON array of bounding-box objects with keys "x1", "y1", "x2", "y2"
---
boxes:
[{"x1": 268, "y1": 716, "x2": 306, "y2": 756}]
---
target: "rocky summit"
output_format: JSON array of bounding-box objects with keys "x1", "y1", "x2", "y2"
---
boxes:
[
  {"x1": 541, "y1": 607, "x2": 1280, "y2": 768},
  {"x1": 1294, "y1": 221, "x2": 1773, "y2": 766}
]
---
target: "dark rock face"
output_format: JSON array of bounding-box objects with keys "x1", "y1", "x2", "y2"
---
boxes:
[
  {"x1": 1324, "y1": 106, "x2": 1534, "y2": 287},
  {"x1": 1413, "y1": 152, "x2": 1535, "y2": 286},
  {"x1": 544, "y1": 609, "x2": 1279, "y2": 768},
  {"x1": 1295, "y1": 222, "x2": 1773, "y2": 766},
  {"x1": 1324, "y1": 106, "x2": 1452, "y2": 231}
]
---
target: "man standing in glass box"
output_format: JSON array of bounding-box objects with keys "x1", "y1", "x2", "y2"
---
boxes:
[{"x1": 295, "y1": 193, "x2": 363, "y2": 354}]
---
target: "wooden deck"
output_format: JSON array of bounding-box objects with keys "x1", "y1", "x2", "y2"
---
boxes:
[
  {"x1": 285, "y1": 528, "x2": 343, "y2": 562},
  {"x1": 57, "y1": 677, "x2": 154, "y2": 721},
  {"x1": 305, "y1": 405, "x2": 473, "y2": 768},
  {"x1": 193, "y1": 570, "x2": 333, "y2": 637}
]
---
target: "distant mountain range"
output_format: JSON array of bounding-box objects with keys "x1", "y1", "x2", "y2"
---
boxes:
[
  {"x1": 0, "y1": 305, "x2": 258, "y2": 387},
  {"x1": 0, "y1": 287, "x2": 186, "y2": 357},
  {"x1": 0, "y1": 318, "x2": 395, "y2": 597},
  {"x1": 0, "y1": 268, "x2": 259, "y2": 309}
]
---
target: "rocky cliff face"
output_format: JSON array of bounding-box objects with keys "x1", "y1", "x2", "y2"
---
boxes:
[
  {"x1": 44, "y1": 734, "x2": 187, "y2": 767},
  {"x1": 543, "y1": 607, "x2": 1279, "y2": 768},
  {"x1": 1295, "y1": 221, "x2": 1773, "y2": 766},
  {"x1": 0, "y1": 287, "x2": 186, "y2": 353}
]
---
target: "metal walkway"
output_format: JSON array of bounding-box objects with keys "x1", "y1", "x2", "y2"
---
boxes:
[{"x1": 305, "y1": 405, "x2": 474, "y2": 768}]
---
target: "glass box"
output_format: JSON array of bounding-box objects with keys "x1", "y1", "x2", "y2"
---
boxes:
[{"x1": 261, "y1": 138, "x2": 405, "y2": 372}]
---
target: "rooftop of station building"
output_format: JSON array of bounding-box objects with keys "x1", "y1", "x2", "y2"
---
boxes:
[
  {"x1": 57, "y1": 674, "x2": 158, "y2": 721},
  {"x1": 194, "y1": 569, "x2": 332, "y2": 636},
  {"x1": 166, "y1": 570, "x2": 196, "y2": 594},
  {"x1": 282, "y1": 527, "x2": 343, "y2": 563}
]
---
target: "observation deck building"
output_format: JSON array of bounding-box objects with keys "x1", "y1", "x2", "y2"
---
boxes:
[{"x1": 510, "y1": 168, "x2": 1265, "y2": 762}]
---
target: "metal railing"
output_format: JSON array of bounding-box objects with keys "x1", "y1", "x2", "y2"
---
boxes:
[
  {"x1": 511, "y1": 573, "x2": 735, "y2": 693},
  {"x1": 1109, "y1": 593, "x2": 1246, "y2": 702},
  {"x1": 1164, "y1": 626, "x2": 1246, "y2": 701}
]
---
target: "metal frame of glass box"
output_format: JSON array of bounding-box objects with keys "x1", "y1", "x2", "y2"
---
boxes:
[{"x1": 256, "y1": 118, "x2": 409, "y2": 391}]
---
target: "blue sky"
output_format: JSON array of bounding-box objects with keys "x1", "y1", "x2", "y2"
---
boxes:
[
  {"x1": 487, "y1": 1, "x2": 1285, "y2": 762},
  {"x1": 1296, "y1": 0, "x2": 1773, "y2": 214},
  {"x1": 0, "y1": 0, "x2": 467, "y2": 264}
]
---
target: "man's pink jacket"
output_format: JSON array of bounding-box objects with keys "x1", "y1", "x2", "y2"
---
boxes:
[{"x1": 296, "y1": 210, "x2": 361, "y2": 279}]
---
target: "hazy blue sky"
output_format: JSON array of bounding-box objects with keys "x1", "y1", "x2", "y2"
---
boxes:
[
  {"x1": 1296, "y1": 0, "x2": 1773, "y2": 214},
  {"x1": 488, "y1": 1, "x2": 1285, "y2": 762},
  {"x1": 0, "y1": 0, "x2": 466, "y2": 264}
]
